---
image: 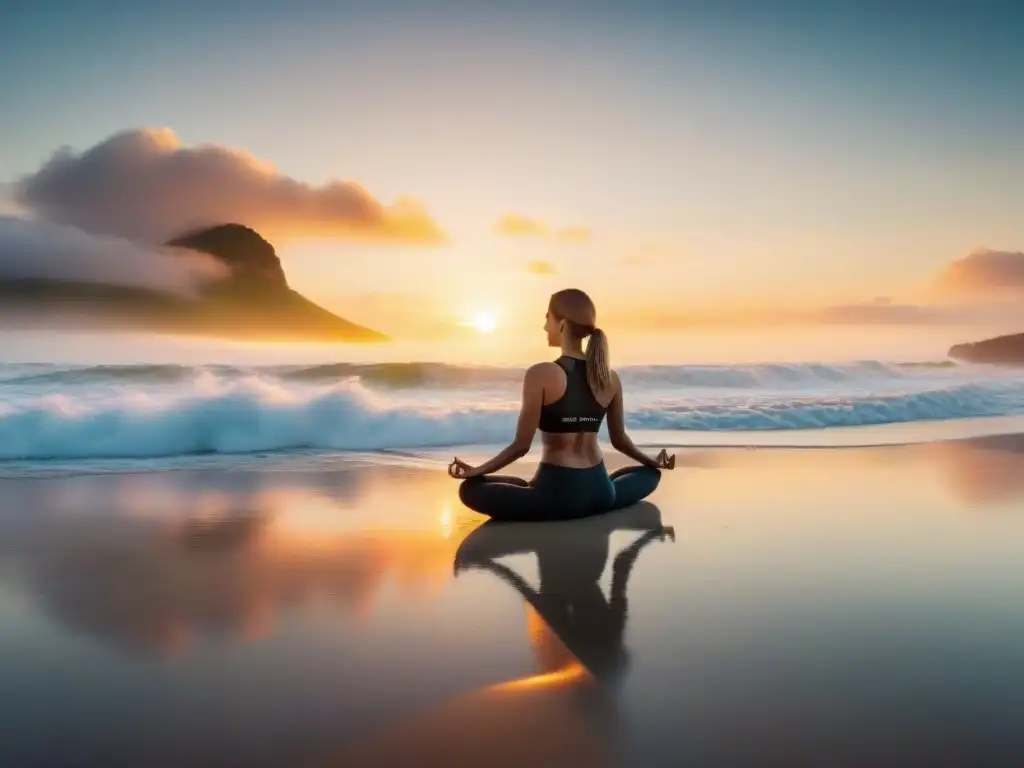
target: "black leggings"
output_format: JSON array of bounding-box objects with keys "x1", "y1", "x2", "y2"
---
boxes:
[{"x1": 459, "y1": 462, "x2": 661, "y2": 522}]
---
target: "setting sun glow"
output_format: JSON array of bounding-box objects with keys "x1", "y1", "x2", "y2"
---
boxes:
[{"x1": 472, "y1": 313, "x2": 497, "y2": 334}]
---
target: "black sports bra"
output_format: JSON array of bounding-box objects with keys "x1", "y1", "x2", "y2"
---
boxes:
[{"x1": 538, "y1": 356, "x2": 607, "y2": 433}]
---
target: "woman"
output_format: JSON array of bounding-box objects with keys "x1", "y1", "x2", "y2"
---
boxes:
[{"x1": 448, "y1": 288, "x2": 675, "y2": 521}]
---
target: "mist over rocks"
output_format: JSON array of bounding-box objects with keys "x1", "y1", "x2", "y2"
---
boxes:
[
  {"x1": 0, "y1": 221, "x2": 386, "y2": 342},
  {"x1": 0, "y1": 215, "x2": 226, "y2": 296}
]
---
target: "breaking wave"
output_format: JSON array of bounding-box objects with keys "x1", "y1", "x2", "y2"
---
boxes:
[
  {"x1": 0, "y1": 359, "x2": 975, "y2": 388},
  {"x1": 0, "y1": 359, "x2": 1022, "y2": 460}
]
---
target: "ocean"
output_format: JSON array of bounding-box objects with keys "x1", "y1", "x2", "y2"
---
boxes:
[{"x1": 2, "y1": 356, "x2": 1024, "y2": 469}]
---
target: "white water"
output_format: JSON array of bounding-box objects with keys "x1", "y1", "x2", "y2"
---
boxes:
[{"x1": 1, "y1": 359, "x2": 1023, "y2": 462}]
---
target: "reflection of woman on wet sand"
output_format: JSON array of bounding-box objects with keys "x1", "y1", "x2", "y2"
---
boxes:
[
  {"x1": 331, "y1": 506, "x2": 674, "y2": 768},
  {"x1": 454, "y1": 503, "x2": 674, "y2": 684}
]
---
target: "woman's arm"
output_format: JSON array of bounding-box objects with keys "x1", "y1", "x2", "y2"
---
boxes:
[
  {"x1": 606, "y1": 371, "x2": 668, "y2": 468},
  {"x1": 450, "y1": 364, "x2": 546, "y2": 478}
]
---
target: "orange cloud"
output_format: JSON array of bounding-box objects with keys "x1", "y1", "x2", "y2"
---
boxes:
[
  {"x1": 528, "y1": 260, "x2": 558, "y2": 275},
  {"x1": 931, "y1": 248, "x2": 1024, "y2": 300},
  {"x1": 14, "y1": 128, "x2": 447, "y2": 245},
  {"x1": 494, "y1": 213, "x2": 550, "y2": 238},
  {"x1": 494, "y1": 214, "x2": 589, "y2": 242},
  {"x1": 556, "y1": 226, "x2": 591, "y2": 243}
]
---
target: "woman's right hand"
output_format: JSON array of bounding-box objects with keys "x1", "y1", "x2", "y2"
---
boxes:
[
  {"x1": 654, "y1": 449, "x2": 676, "y2": 470},
  {"x1": 448, "y1": 457, "x2": 481, "y2": 479}
]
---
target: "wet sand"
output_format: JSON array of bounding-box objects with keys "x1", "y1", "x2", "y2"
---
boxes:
[{"x1": 2, "y1": 440, "x2": 1024, "y2": 766}]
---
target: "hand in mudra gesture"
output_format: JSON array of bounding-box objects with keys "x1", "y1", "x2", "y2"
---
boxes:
[
  {"x1": 447, "y1": 457, "x2": 482, "y2": 479},
  {"x1": 654, "y1": 449, "x2": 676, "y2": 470}
]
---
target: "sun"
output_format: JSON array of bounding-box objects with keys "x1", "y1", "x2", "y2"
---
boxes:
[
  {"x1": 456, "y1": 310, "x2": 499, "y2": 334},
  {"x1": 472, "y1": 312, "x2": 497, "y2": 334}
]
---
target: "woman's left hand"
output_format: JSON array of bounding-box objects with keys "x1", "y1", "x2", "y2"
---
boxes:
[{"x1": 448, "y1": 457, "x2": 480, "y2": 479}]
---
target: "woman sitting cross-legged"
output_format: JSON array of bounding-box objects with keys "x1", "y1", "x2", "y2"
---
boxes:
[{"x1": 448, "y1": 288, "x2": 675, "y2": 521}]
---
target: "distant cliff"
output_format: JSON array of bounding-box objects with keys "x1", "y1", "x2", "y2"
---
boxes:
[
  {"x1": 0, "y1": 224, "x2": 387, "y2": 342},
  {"x1": 949, "y1": 332, "x2": 1024, "y2": 365}
]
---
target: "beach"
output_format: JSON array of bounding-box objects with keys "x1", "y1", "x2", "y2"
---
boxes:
[
  {"x1": 5, "y1": 2, "x2": 1024, "y2": 763},
  {"x1": 3, "y1": 438, "x2": 1024, "y2": 766}
]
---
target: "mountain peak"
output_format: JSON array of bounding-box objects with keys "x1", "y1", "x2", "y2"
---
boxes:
[{"x1": 167, "y1": 223, "x2": 287, "y2": 286}]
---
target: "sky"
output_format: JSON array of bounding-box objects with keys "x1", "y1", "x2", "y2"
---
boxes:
[{"x1": 1, "y1": 0, "x2": 1023, "y2": 347}]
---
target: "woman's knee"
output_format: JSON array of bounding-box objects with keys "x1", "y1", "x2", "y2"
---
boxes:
[
  {"x1": 617, "y1": 464, "x2": 661, "y2": 486},
  {"x1": 631, "y1": 466, "x2": 661, "y2": 497},
  {"x1": 611, "y1": 465, "x2": 661, "y2": 509},
  {"x1": 458, "y1": 477, "x2": 486, "y2": 511}
]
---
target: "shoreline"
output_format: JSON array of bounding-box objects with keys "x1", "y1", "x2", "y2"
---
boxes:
[{"x1": 2, "y1": 414, "x2": 1024, "y2": 479}]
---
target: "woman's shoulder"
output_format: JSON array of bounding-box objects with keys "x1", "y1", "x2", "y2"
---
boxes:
[
  {"x1": 527, "y1": 360, "x2": 562, "y2": 373},
  {"x1": 524, "y1": 361, "x2": 563, "y2": 383}
]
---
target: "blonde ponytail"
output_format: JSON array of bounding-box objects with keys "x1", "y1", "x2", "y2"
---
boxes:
[
  {"x1": 585, "y1": 327, "x2": 611, "y2": 394},
  {"x1": 548, "y1": 288, "x2": 609, "y2": 394}
]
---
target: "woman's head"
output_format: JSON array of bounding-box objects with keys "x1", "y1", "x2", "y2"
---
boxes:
[
  {"x1": 545, "y1": 288, "x2": 596, "y2": 346},
  {"x1": 545, "y1": 288, "x2": 612, "y2": 393}
]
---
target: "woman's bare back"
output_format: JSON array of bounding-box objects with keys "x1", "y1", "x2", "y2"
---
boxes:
[{"x1": 537, "y1": 360, "x2": 618, "y2": 468}]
